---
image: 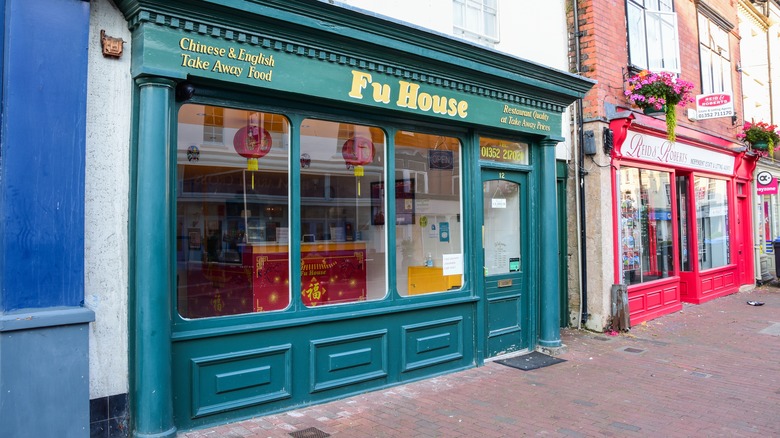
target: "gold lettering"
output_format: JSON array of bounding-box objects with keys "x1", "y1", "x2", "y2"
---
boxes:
[
  {"x1": 431, "y1": 96, "x2": 448, "y2": 114},
  {"x1": 180, "y1": 53, "x2": 210, "y2": 70},
  {"x1": 371, "y1": 82, "x2": 391, "y2": 103},
  {"x1": 447, "y1": 98, "x2": 458, "y2": 116},
  {"x1": 348, "y1": 71, "x2": 373, "y2": 99},
  {"x1": 457, "y1": 100, "x2": 468, "y2": 118},
  {"x1": 178, "y1": 37, "x2": 225, "y2": 57},
  {"x1": 417, "y1": 92, "x2": 433, "y2": 111},
  {"x1": 396, "y1": 80, "x2": 420, "y2": 109}
]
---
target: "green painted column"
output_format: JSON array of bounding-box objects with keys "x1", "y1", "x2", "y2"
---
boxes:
[
  {"x1": 538, "y1": 137, "x2": 562, "y2": 348},
  {"x1": 133, "y1": 77, "x2": 177, "y2": 438}
]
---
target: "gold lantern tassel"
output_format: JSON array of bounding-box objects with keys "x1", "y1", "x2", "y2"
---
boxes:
[
  {"x1": 354, "y1": 165, "x2": 364, "y2": 196},
  {"x1": 247, "y1": 158, "x2": 259, "y2": 189}
]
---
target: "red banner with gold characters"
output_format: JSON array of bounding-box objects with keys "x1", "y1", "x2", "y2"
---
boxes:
[
  {"x1": 253, "y1": 247, "x2": 366, "y2": 310},
  {"x1": 182, "y1": 244, "x2": 367, "y2": 317}
]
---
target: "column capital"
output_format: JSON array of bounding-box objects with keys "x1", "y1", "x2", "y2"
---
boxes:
[
  {"x1": 134, "y1": 76, "x2": 177, "y2": 88},
  {"x1": 540, "y1": 136, "x2": 564, "y2": 147}
]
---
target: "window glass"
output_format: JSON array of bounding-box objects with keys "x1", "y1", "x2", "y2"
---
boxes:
[
  {"x1": 479, "y1": 137, "x2": 528, "y2": 165},
  {"x1": 299, "y1": 119, "x2": 387, "y2": 307},
  {"x1": 619, "y1": 167, "x2": 674, "y2": 285},
  {"x1": 695, "y1": 177, "x2": 730, "y2": 270},
  {"x1": 176, "y1": 104, "x2": 291, "y2": 318},
  {"x1": 394, "y1": 131, "x2": 463, "y2": 296},
  {"x1": 453, "y1": 0, "x2": 499, "y2": 45},
  {"x1": 698, "y1": 13, "x2": 732, "y2": 94},
  {"x1": 676, "y1": 175, "x2": 692, "y2": 271},
  {"x1": 627, "y1": 0, "x2": 680, "y2": 73},
  {"x1": 483, "y1": 179, "x2": 521, "y2": 276}
]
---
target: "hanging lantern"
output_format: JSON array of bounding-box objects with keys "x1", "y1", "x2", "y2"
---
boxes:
[
  {"x1": 342, "y1": 136, "x2": 375, "y2": 196},
  {"x1": 233, "y1": 122, "x2": 272, "y2": 189}
]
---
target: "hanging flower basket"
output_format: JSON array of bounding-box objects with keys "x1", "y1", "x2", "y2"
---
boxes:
[
  {"x1": 642, "y1": 105, "x2": 666, "y2": 116},
  {"x1": 751, "y1": 141, "x2": 769, "y2": 151},
  {"x1": 624, "y1": 70, "x2": 695, "y2": 142},
  {"x1": 738, "y1": 121, "x2": 779, "y2": 159}
]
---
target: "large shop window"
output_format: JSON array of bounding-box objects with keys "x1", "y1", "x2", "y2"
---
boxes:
[
  {"x1": 626, "y1": 0, "x2": 680, "y2": 73},
  {"x1": 176, "y1": 104, "x2": 291, "y2": 318},
  {"x1": 394, "y1": 131, "x2": 463, "y2": 296},
  {"x1": 619, "y1": 167, "x2": 674, "y2": 285},
  {"x1": 175, "y1": 104, "x2": 465, "y2": 318},
  {"x1": 695, "y1": 177, "x2": 730, "y2": 270},
  {"x1": 299, "y1": 119, "x2": 387, "y2": 306}
]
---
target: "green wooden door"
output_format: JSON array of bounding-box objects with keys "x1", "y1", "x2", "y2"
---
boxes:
[{"x1": 481, "y1": 169, "x2": 529, "y2": 357}]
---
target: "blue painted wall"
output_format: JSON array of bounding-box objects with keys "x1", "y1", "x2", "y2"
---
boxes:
[{"x1": 0, "y1": 0, "x2": 90, "y2": 311}]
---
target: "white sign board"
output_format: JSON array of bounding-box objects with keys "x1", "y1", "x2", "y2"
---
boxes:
[
  {"x1": 695, "y1": 93, "x2": 734, "y2": 120},
  {"x1": 622, "y1": 130, "x2": 734, "y2": 175}
]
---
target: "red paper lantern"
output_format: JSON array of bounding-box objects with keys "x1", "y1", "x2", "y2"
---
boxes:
[
  {"x1": 342, "y1": 136, "x2": 374, "y2": 196},
  {"x1": 342, "y1": 136, "x2": 375, "y2": 168},
  {"x1": 233, "y1": 126, "x2": 272, "y2": 171}
]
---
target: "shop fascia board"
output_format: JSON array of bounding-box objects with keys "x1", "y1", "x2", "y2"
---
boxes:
[
  {"x1": 609, "y1": 105, "x2": 744, "y2": 154},
  {"x1": 116, "y1": 0, "x2": 595, "y2": 108}
]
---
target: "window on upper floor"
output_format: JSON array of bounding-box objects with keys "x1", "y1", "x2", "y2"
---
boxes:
[
  {"x1": 626, "y1": 0, "x2": 681, "y2": 73},
  {"x1": 453, "y1": 0, "x2": 499, "y2": 47},
  {"x1": 698, "y1": 11, "x2": 732, "y2": 94}
]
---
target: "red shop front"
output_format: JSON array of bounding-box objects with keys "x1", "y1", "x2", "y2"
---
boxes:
[{"x1": 609, "y1": 116, "x2": 757, "y2": 325}]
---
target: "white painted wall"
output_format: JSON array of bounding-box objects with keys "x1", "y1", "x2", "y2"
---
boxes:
[
  {"x1": 85, "y1": 0, "x2": 132, "y2": 399},
  {"x1": 331, "y1": 0, "x2": 574, "y2": 158}
]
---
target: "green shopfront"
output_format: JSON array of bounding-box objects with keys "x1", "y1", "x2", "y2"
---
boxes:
[{"x1": 117, "y1": 1, "x2": 593, "y2": 435}]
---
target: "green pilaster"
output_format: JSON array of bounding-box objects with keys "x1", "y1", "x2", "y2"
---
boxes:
[
  {"x1": 133, "y1": 77, "x2": 176, "y2": 438},
  {"x1": 538, "y1": 138, "x2": 562, "y2": 348}
]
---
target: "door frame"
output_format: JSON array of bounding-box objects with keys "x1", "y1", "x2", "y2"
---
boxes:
[{"x1": 478, "y1": 166, "x2": 532, "y2": 358}]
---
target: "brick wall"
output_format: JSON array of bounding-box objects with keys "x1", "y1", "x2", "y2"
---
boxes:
[{"x1": 569, "y1": 0, "x2": 744, "y2": 142}]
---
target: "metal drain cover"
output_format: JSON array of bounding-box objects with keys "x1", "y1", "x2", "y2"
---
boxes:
[{"x1": 290, "y1": 427, "x2": 331, "y2": 438}]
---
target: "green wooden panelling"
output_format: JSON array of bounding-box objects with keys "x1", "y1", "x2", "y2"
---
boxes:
[
  {"x1": 310, "y1": 330, "x2": 389, "y2": 393},
  {"x1": 190, "y1": 345, "x2": 292, "y2": 418},
  {"x1": 401, "y1": 317, "x2": 464, "y2": 372}
]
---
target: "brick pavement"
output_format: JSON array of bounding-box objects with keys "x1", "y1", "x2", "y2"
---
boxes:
[{"x1": 179, "y1": 285, "x2": 780, "y2": 437}]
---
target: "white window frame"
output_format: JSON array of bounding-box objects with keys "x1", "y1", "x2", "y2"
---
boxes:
[
  {"x1": 698, "y1": 13, "x2": 732, "y2": 94},
  {"x1": 626, "y1": 0, "x2": 681, "y2": 73},
  {"x1": 453, "y1": 0, "x2": 499, "y2": 46}
]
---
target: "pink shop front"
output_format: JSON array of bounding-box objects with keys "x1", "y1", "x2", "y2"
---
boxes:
[{"x1": 609, "y1": 117, "x2": 757, "y2": 325}]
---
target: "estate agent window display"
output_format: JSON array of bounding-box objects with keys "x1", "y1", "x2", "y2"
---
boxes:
[{"x1": 617, "y1": 166, "x2": 732, "y2": 288}]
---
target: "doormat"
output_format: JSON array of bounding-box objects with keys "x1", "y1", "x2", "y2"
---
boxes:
[{"x1": 495, "y1": 351, "x2": 566, "y2": 371}]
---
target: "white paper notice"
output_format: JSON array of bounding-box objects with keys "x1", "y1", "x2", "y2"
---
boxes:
[
  {"x1": 442, "y1": 253, "x2": 463, "y2": 276},
  {"x1": 492, "y1": 198, "x2": 506, "y2": 209}
]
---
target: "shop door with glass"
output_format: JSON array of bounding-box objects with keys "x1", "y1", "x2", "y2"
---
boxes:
[{"x1": 482, "y1": 169, "x2": 528, "y2": 357}]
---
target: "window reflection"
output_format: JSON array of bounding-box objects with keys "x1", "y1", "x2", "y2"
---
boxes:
[
  {"x1": 299, "y1": 119, "x2": 387, "y2": 306},
  {"x1": 695, "y1": 177, "x2": 730, "y2": 270},
  {"x1": 394, "y1": 131, "x2": 463, "y2": 296},
  {"x1": 176, "y1": 104, "x2": 291, "y2": 318},
  {"x1": 619, "y1": 167, "x2": 674, "y2": 285}
]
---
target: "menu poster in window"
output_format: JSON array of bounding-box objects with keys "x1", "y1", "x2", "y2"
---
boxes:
[{"x1": 371, "y1": 179, "x2": 415, "y2": 225}]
